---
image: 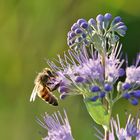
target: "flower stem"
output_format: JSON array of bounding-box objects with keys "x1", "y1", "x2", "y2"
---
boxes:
[
  {"x1": 104, "y1": 129, "x2": 109, "y2": 140},
  {"x1": 103, "y1": 100, "x2": 112, "y2": 140}
]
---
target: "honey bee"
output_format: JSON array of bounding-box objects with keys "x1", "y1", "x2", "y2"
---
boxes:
[{"x1": 30, "y1": 68, "x2": 60, "y2": 106}]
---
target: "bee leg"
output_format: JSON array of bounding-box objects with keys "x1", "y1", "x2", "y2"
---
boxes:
[{"x1": 50, "y1": 83, "x2": 60, "y2": 91}]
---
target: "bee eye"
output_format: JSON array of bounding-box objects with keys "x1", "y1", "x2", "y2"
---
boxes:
[
  {"x1": 47, "y1": 70, "x2": 54, "y2": 77},
  {"x1": 41, "y1": 75, "x2": 49, "y2": 82}
]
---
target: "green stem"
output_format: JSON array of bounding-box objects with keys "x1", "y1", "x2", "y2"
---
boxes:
[
  {"x1": 103, "y1": 101, "x2": 112, "y2": 140},
  {"x1": 104, "y1": 129, "x2": 109, "y2": 140},
  {"x1": 102, "y1": 125, "x2": 109, "y2": 140}
]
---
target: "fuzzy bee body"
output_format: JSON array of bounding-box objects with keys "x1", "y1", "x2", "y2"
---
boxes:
[{"x1": 30, "y1": 68, "x2": 60, "y2": 106}]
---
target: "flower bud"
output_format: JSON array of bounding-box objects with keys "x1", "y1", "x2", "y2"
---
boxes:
[
  {"x1": 112, "y1": 16, "x2": 122, "y2": 25},
  {"x1": 96, "y1": 14, "x2": 104, "y2": 23},
  {"x1": 75, "y1": 76, "x2": 85, "y2": 83},
  {"x1": 59, "y1": 86, "x2": 69, "y2": 93},
  {"x1": 75, "y1": 28, "x2": 83, "y2": 34},
  {"x1": 118, "y1": 68, "x2": 125, "y2": 77},
  {"x1": 71, "y1": 23, "x2": 79, "y2": 31},
  {"x1": 104, "y1": 13, "x2": 112, "y2": 21},
  {"x1": 131, "y1": 98, "x2": 138, "y2": 106},
  {"x1": 104, "y1": 83, "x2": 113, "y2": 92},
  {"x1": 99, "y1": 92, "x2": 106, "y2": 98},
  {"x1": 133, "y1": 90, "x2": 140, "y2": 98},
  {"x1": 122, "y1": 93, "x2": 131, "y2": 99},
  {"x1": 90, "y1": 96, "x2": 99, "y2": 101},
  {"x1": 122, "y1": 83, "x2": 131, "y2": 90},
  {"x1": 90, "y1": 85, "x2": 100, "y2": 92},
  {"x1": 80, "y1": 22, "x2": 88, "y2": 29},
  {"x1": 88, "y1": 18, "x2": 97, "y2": 29},
  {"x1": 77, "y1": 18, "x2": 87, "y2": 25}
]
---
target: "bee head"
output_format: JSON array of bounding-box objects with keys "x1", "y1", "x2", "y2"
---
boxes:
[
  {"x1": 40, "y1": 74, "x2": 50, "y2": 86},
  {"x1": 43, "y1": 68, "x2": 55, "y2": 77}
]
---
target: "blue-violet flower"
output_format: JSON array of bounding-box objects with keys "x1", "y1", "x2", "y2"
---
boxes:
[
  {"x1": 95, "y1": 114, "x2": 140, "y2": 140},
  {"x1": 37, "y1": 110, "x2": 74, "y2": 140}
]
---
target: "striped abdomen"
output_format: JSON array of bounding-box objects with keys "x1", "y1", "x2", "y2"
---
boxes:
[{"x1": 38, "y1": 86, "x2": 58, "y2": 106}]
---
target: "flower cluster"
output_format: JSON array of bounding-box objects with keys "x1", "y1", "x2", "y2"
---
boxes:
[
  {"x1": 67, "y1": 13, "x2": 127, "y2": 50},
  {"x1": 48, "y1": 44, "x2": 124, "y2": 104},
  {"x1": 37, "y1": 110, "x2": 74, "y2": 140},
  {"x1": 121, "y1": 54, "x2": 140, "y2": 105},
  {"x1": 48, "y1": 14, "x2": 140, "y2": 106},
  {"x1": 31, "y1": 13, "x2": 140, "y2": 140},
  {"x1": 95, "y1": 114, "x2": 140, "y2": 140}
]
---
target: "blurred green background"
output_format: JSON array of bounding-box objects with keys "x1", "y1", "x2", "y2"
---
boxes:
[{"x1": 0, "y1": 0, "x2": 140, "y2": 139}]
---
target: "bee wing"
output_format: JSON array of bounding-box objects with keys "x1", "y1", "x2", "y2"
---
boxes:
[{"x1": 30, "y1": 84, "x2": 39, "y2": 102}]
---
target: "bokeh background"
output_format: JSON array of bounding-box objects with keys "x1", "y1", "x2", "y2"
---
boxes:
[{"x1": 0, "y1": 0, "x2": 140, "y2": 139}]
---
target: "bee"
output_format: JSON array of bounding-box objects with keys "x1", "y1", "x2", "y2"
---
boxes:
[{"x1": 30, "y1": 68, "x2": 60, "y2": 106}]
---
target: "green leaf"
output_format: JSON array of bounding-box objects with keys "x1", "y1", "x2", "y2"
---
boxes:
[{"x1": 84, "y1": 98, "x2": 110, "y2": 129}]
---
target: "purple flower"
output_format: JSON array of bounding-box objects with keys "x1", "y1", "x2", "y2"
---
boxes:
[
  {"x1": 46, "y1": 14, "x2": 138, "y2": 107},
  {"x1": 95, "y1": 114, "x2": 140, "y2": 140},
  {"x1": 126, "y1": 53, "x2": 140, "y2": 84},
  {"x1": 37, "y1": 110, "x2": 74, "y2": 140},
  {"x1": 47, "y1": 43, "x2": 124, "y2": 103},
  {"x1": 126, "y1": 66, "x2": 140, "y2": 84},
  {"x1": 30, "y1": 13, "x2": 140, "y2": 140},
  {"x1": 122, "y1": 90, "x2": 140, "y2": 105},
  {"x1": 48, "y1": 46, "x2": 103, "y2": 97},
  {"x1": 105, "y1": 44, "x2": 124, "y2": 83},
  {"x1": 109, "y1": 114, "x2": 140, "y2": 140},
  {"x1": 120, "y1": 54, "x2": 140, "y2": 105}
]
